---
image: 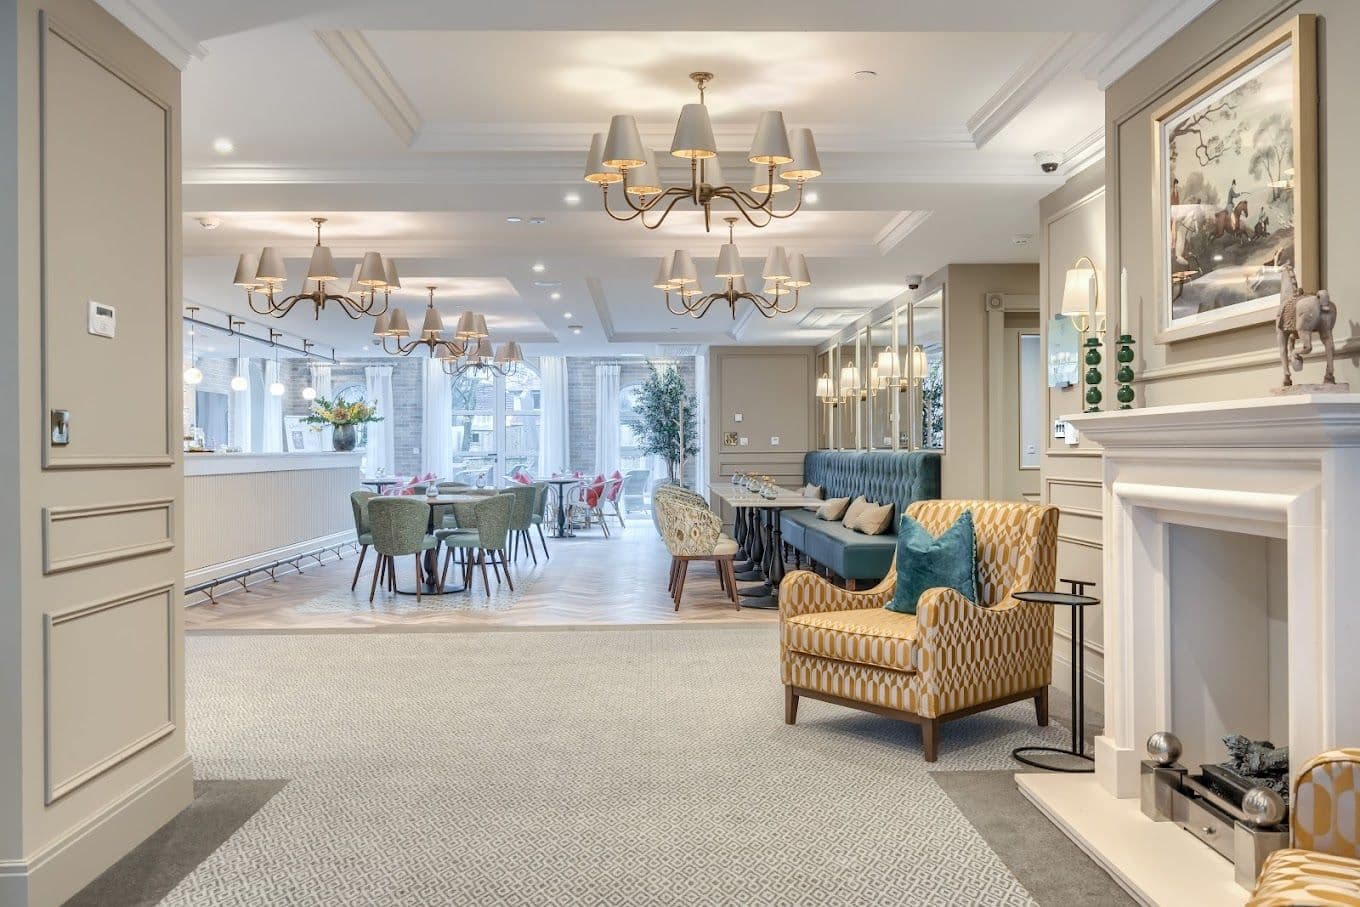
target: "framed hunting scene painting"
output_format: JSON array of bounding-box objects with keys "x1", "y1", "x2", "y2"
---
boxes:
[{"x1": 1153, "y1": 14, "x2": 1317, "y2": 343}]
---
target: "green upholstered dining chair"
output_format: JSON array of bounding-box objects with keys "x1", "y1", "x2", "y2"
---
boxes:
[
  {"x1": 529, "y1": 482, "x2": 550, "y2": 560},
  {"x1": 503, "y1": 484, "x2": 538, "y2": 564},
  {"x1": 349, "y1": 490, "x2": 377, "y2": 591},
  {"x1": 437, "y1": 492, "x2": 515, "y2": 595},
  {"x1": 366, "y1": 497, "x2": 439, "y2": 603}
]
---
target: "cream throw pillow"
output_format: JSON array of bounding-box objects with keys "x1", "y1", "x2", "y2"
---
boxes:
[
  {"x1": 852, "y1": 501, "x2": 895, "y2": 535},
  {"x1": 801, "y1": 483, "x2": 823, "y2": 510},
  {"x1": 816, "y1": 497, "x2": 850, "y2": 521},
  {"x1": 841, "y1": 495, "x2": 872, "y2": 528}
]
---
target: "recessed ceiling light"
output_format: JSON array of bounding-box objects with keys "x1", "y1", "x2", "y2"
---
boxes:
[
  {"x1": 563, "y1": 312, "x2": 573, "y2": 319},
  {"x1": 529, "y1": 217, "x2": 546, "y2": 225},
  {"x1": 563, "y1": 192, "x2": 581, "y2": 205},
  {"x1": 805, "y1": 191, "x2": 820, "y2": 204},
  {"x1": 506, "y1": 216, "x2": 523, "y2": 224},
  {"x1": 550, "y1": 291, "x2": 562, "y2": 300},
  {"x1": 852, "y1": 70, "x2": 877, "y2": 81},
  {"x1": 212, "y1": 137, "x2": 235, "y2": 154},
  {"x1": 568, "y1": 324, "x2": 583, "y2": 335},
  {"x1": 531, "y1": 263, "x2": 546, "y2": 273}
]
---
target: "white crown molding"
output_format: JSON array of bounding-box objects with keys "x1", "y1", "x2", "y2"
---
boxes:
[
  {"x1": 966, "y1": 32, "x2": 1095, "y2": 149},
  {"x1": 183, "y1": 236, "x2": 880, "y2": 260},
  {"x1": 1060, "y1": 127, "x2": 1106, "y2": 176},
  {"x1": 95, "y1": 0, "x2": 206, "y2": 69},
  {"x1": 1080, "y1": 0, "x2": 1218, "y2": 90},
  {"x1": 873, "y1": 210, "x2": 934, "y2": 255},
  {"x1": 315, "y1": 30, "x2": 422, "y2": 145}
]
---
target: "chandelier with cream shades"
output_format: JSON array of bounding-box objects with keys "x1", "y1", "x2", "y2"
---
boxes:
[
  {"x1": 372, "y1": 286, "x2": 523, "y2": 378},
  {"x1": 584, "y1": 72, "x2": 822, "y2": 232},
  {"x1": 231, "y1": 217, "x2": 400, "y2": 321},
  {"x1": 655, "y1": 217, "x2": 812, "y2": 319}
]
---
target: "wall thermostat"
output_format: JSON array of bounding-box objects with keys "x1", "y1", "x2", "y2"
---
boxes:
[{"x1": 87, "y1": 301, "x2": 115, "y2": 338}]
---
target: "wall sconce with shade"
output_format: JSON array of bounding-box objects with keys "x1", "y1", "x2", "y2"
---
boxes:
[
  {"x1": 816, "y1": 373, "x2": 839, "y2": 407},
  {"x1": 870, "y1": 348, "x2": 897, "y2": 394},
  {"x1": 838, "y1": 363, "x2": 861, "y2": 403},
  {"x1": 1061, "y1": 256, "x2": 1106, "y2": 412}
]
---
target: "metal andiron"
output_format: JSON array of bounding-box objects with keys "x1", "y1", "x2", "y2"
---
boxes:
[{"x1": 1140, "y1": 732, "x2": 1290, "y2": 890}]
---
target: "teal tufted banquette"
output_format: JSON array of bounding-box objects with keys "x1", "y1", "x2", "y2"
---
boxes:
[{"x1": 779, "y1": 450, "x2": 941, "y2": 582}]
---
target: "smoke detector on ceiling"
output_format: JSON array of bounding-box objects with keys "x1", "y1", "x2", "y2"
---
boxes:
[
  {"x1": 1011, "y1": 233, "x2": 1033, "y2": 246},
  {"x1": 196, "y1": 216, "x2": 221, "y2": 230}
]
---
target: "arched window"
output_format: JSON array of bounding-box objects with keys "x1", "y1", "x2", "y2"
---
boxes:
[
  {"x1": 449, "y1": 364, "x2": 541, "y2": 484},
  {"x1": 619, "y1": 383, "x2": 647, "y2": 472}
]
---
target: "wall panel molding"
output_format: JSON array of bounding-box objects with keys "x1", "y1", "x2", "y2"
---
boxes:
[{"x1": 42, "y1": 498, "x2": 174, "y2": 574}]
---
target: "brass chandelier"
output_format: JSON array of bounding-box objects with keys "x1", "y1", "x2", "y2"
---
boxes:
[
  {"x1": 584, "y1": 72, "x2": 822, "y2": 232},
  {"x1": 372, "y1": 286, "x2": 524, "y2": 378},
  {"x1": 655, "y1": 218, "x2": 811, "y2": 319},
  {"x1": 232, "y1": 217, "x2": 397, "y2": 321}
]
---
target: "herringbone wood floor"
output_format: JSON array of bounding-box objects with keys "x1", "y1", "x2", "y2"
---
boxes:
[{"x1": 185, "y1": 516, "x2": 778, "y2": 632}]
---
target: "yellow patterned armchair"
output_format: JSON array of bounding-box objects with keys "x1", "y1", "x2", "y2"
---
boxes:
[
  {"x1": 779, "y1": 499, "x2": 1058, "y2": 761},
  {"x1": 1248, "y1": 749, "x2": 1360, "y2": 906}
]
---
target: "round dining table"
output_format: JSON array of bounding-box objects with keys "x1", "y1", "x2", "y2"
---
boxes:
[
  {"x1": 360, "y1": 477, "x2": 401, "y2": 493},
  {"x1": 545, "y1": 477, "x2": 581, "y2": 538},
  {"x1": 392, "y1": 493, "x2": 486, "y2": 595}
]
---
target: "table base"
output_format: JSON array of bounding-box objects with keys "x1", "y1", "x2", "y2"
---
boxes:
[{"x1": 1011, "y1": 746, "x2": 1095, "y2": 774}]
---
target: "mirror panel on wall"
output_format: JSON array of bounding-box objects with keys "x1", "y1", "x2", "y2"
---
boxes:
[
  {"x1": 894, "y1": 305, "x2": 912, "y2": 449},
  {"x1": 815, "y1": 349, "x2": 832, "y2": 449},
  {"x1": 867, "y1": 317, "x2": 895, "y2": 448},
  {"x1": 911, "y1": 289, "x2": 945, "y2": 451},
  {"x1": 837, "y1": 336, "x2": 858, "y2": 449}
]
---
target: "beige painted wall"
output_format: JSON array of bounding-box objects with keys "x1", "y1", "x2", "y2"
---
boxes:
[
  {"x1": 0, "y1": 3, "x2": 190, "y2": 905},
  {"x1": 1107, "y1": 0, "x2": 1360, "y2": 405},
  {"x1": 706, "y1": 346, "x2": 816, "y2": 525},
  {"x1": 1040, "y1": 163, "x2": 1107, "y2": 726}
]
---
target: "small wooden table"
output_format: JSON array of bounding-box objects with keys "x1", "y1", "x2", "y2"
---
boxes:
[{"x1": 708, "y1": 484, "x2": 821, "y2": 609}]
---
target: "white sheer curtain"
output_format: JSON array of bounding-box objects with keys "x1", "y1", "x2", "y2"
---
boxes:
[
  {"x1": 694, "y1": 353, "x2": 707, "y2": 498},
  {"x1": 261, "y1": 360, "x2": 284, "y2": 452},
  {"x1": 229, "y1": 357, "x2": 252, "y2": 452},
  {"x1": 538, "y1": 355, "x2": 569, "y2": 475},
  {"x1": 365, "y1": 365, "x2": 395, "y2": 477},
  {"x1": 421, "y1": 357, "x2": 453, "y2": 478},
  {"x1": 594, "y1": 363, "x2": 620, "y2": 475},
  {"x1": 311, "y1": 363, "x2": 333, "y2": 449}
]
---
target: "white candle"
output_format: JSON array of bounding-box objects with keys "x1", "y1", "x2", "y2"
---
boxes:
[{"x1": 1119, "y1": 267, "x2": 1129, "y2": 337}]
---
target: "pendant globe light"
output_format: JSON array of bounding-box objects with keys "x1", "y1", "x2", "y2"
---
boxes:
[
  {"x1": 586, "y1": 72, "x2": 821, "y2": 232},
  {"x1": 229, "y1": 319, "x2": 249, "y2": 392},
  {"x1": 183, "y1": 306, "x2": 204, "y2": 386},
  {"x1": 267, "y1": 329, "x2": 286, "y2": 396}
]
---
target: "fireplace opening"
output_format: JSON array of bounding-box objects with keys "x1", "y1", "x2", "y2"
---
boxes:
[{"x1": 1167, "y1": 524, "x2": 1288, "y2": 774}]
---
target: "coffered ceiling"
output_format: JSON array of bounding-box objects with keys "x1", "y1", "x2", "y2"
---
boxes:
[{"x1": 101, "y1": 0, "x2": 1217, "y2": 355}]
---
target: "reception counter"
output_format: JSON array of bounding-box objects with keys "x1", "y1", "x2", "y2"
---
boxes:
[{"x1": 184, "y1": 451, "x2": 363, "y2": 586}]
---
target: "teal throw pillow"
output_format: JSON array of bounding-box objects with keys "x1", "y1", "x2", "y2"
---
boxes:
[{"x1": 885, "y1": 510, "x2": 978, "y2": 615}]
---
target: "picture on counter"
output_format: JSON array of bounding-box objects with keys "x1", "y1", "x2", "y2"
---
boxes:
[
  {"x1": 1154, "y1": 15, "x2": 1316, "y2": 341},
  {"x1": 284, "y1": 416, "x2": 321, "y2": 453}
]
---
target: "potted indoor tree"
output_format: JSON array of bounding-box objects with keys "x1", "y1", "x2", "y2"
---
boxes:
[
  {"x1": 304, "y1": 397, "x2": 383, "y2": 452},
  {"x1": 634, "y1": 363, "x2": 698, "y2": 487}
]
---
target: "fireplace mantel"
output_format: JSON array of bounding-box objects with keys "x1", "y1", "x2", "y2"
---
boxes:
[
  {"x1": 1020, "y1": 394, "x2": 1360, "y2": 905},
  {"x1": 1066, "y1": 394, "x2": 1360, "y2": 449}
]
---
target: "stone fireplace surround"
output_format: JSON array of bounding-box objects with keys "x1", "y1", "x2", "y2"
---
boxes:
[{"x1": 1018, "y1": 395, "x2": 1360, "y2": 906}]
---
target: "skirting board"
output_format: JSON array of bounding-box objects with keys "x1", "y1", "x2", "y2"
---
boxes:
[
  {"x1": 1016, "y1": 772, "x2": 1248, "y2": 907},
  {"x1": 184, "y1": 530, "x2": 353, "y2": 588},
  {"x1": 0, "y1": 754, "x2": 192, "y2": 907}
]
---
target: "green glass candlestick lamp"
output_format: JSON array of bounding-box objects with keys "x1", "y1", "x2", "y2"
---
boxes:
[{"x1": 1115, "y1": 334, "x2": 1136, "y2": 409}]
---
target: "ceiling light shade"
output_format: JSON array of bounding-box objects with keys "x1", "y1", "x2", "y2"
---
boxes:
[
  {"x1": 763, "y1": 282, "x2": 792, "y2": 296},
  {"x1": 730, "y1": 274, "x2": 749, "y2": 294},
  {"x1": 786, "y1": 252, "x2": 812, "y2": 288},
  {"x1": 306, "y1": 243, "x2": 338, "y2": 282},
  {"x1": 749, "y1": 111, "x2": 793, "y2": 165},
  {"x1": 383, "y1": 257, "x2": 401, "y2": 290},
  {"x1": 387, "y1": 307, "x2": 411, "y2": 338},
  {"x1": 347, "y1": 263, "x2": 365, "y2": 295},
  {"x1": 471, "y1": 337, "x2": 494, "y2": 359},
  {"x1": 183, "y1": 365, "x2": 203, "y2": 386},
  {"x1": 495, "y1": 341, "x2": 523, "y2": 364},
  {"x1": 584, "y1": 133, "x2": 623, "y2": 184},
  {"x1": 652, "y1": 256, "x2": 675, "y2": 289},
  {"x1": 715, "y1": 242, "x2": 743, "y2": 278},
  {"x1": 371, "y1": 310, "x2": 390, "y2": 337},
  {"x1": 420, "y1": 304, "x2": 443, "y2": 340},
  {"x1": 357, "y1": 251, "x2": 386, "y2": 287},
  {"x1": 233, "y1": 253, "x2": 261, "y2": 288},
  {"x1": 700, "y1": 153, "x2": 724, "y2": 188},
  {"x1": 627, "y1": 147, "x2": 662, "y2": 197},
  {"x1": 602, "y1": 115, "x2": 647, "y2": 169},
  {"x1": 255, "y1": 247, "x2": 287, "y2": 285},
  {"x1": 682, "y1": 278, "x2": 704, "y2": 299},
  {"x1": 751, "y1": 164, "x2": 790, "y2": 195},
  {"x1": 670, "y1": 250, "x2": 699, "y2": 286},
  {"x1": 670, "y1": 102, "x2": 717, "y2": 159},
  {"x1": 230, "y1": 374, "x2": 249, "y2": 392},
  {"x1": 780, "y1": 127, "x2": 823, "y2": 181},
  {"x1": 455, "y1": 311, "x2": 489, "y2": 340},
  {"x1": 301, "y1": 385, "x2": 317, "y2": 401},
  {"x1": 269, "y1": 380, "x2": 286, "y2": 396},
  {"x1": 762, "y1": 245, "x2": 792, "y2": 281}
]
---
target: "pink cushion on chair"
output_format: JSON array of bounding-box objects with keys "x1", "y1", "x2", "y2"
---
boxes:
[
  {"x1": 586, "y1": 474, "x2": 605, "y2": 507},
  {"x1": 605, "y1": 472, "x2": 623, "y2": 503},
  {"x1": 513, "y1": 472, "x2": 533, "y2": 484}
]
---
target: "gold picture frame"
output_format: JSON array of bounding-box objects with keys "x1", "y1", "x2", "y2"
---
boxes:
[{"x1": 1152, "y1": 14, "x2": 1318, "y2": 343}]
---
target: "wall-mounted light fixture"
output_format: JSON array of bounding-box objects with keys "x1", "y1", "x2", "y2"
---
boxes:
[{"x1": 1061, "y1": 256, "x2": 1106, "y2": 412}]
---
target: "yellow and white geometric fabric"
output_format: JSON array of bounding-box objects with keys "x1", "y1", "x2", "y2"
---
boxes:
[
  {"x1": 779, "y1": 500, "x2": 1059, "y2": 719},
  {"x1": 1247, "y1": 849, "x2": 1360, "y2": 906}
]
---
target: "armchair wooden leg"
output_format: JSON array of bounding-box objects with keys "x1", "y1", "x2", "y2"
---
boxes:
[
  {"x1": 524, "y1": 530, "x2": 538, "y2": 565},
  {"x1": 784, "y1": 686, "x2": 799, "y2": 725},
  {"x1": 413, "y1": 555, "x2": 423, "y2": 603},
  {"x1": 922, "y1": 719, "x2": 939, "y2": 762},
  {"x1": 536, "y1": 524, "x2": 550, "y2": 560},
  {"x1": 478, "y1": 550, "x2": 491, "y2": 595},
  {"x1": 673, "y1": 559, "x2": 689, "y2": 610},
  {"x1": 351, "y1": 544, "x2": 368, "y2": 590},
  {"x1": 723, "y1": 559, "x2": 739, "y2": 607},
  {"x1": 1035, "y1": 687, "x2": 1050, "y2": 727},
  {"x1": 369, "y1": 554, "x2": 383, "y2": 603},
  {"x1": 668, "y1": 558, "x2": 678, "y2": 592},
  {"x1": 499, "y1": 550, "x2": 514, "y2": 591},
  {"x1": 845, "y1": 578, "x2": 859, "y2": 591}
]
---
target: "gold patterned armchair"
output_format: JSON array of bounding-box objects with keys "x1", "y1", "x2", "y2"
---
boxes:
[
  {"x1": 1247, "y1": 749, "x2": 1360, "y2": 906},
  {"x1": 779, "y1": 499, "x2": 1058, "y2": 761}
]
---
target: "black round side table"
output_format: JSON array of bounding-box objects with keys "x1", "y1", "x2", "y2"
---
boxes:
[{"x1": 1011, "y1": 579, "x2": 1099, "y2": 773}]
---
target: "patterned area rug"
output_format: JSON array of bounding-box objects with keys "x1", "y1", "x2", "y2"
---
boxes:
[{"x1": 171, "y1": 628, "x2": 1068, "y2": 906}]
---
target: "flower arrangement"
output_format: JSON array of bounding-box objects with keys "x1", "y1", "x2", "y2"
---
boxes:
[{"x1": 303, "y1": 397, "x2": 383, "y2": 427}]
